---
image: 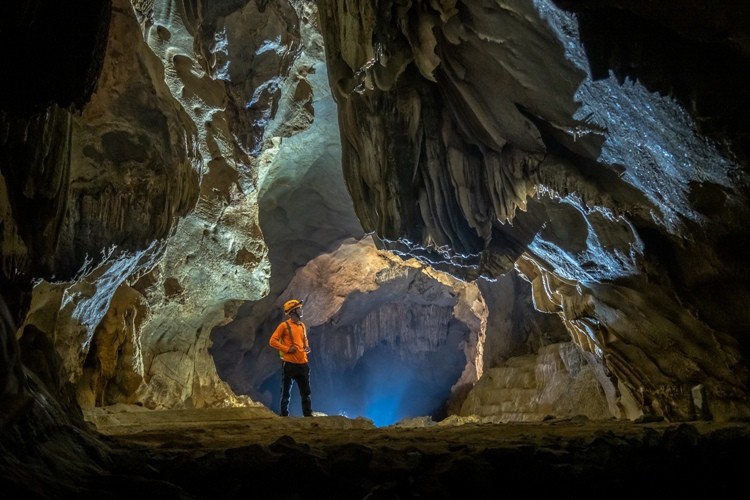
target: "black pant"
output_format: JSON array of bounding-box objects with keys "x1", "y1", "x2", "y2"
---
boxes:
[{"x1": 280, "y1": 361, "x2": 312, "y2": 417}]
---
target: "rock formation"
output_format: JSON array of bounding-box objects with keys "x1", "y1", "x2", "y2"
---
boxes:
[
  {"x1": 316, "y1": 0, "x2": 750, "y2": 421},
  {"x1": 2, "y1": 0, "x2": 750, "y2": 497}
]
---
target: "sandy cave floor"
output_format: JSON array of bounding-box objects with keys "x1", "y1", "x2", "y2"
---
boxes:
[{"x1": 73, "y1": 404, "x2": 750, "y2": 498}]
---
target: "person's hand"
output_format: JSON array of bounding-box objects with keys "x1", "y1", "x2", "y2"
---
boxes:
[{"x1": 288, "y1": 345, "x2": 298, "y2": 354}]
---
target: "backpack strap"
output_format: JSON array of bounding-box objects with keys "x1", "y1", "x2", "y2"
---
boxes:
[
  {"x1": 301, "y1": 322, "x2": 308, "y2": 351},
  {"x1": 278, "y1": 320, "x2": 292, "y2": 359},
  {"x1": 281, "y1": 320, "x2": 308, "y2": 352}
]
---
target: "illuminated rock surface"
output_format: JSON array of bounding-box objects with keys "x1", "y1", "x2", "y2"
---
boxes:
[{"x1": 2, "y1": 0, "x2": 750, "y2": 497}]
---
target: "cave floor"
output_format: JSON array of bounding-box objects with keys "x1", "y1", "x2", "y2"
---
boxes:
[
  {"x1": 73, "y1": 405, "x2": 750, "y2": 499},
  {"x1": 83, "y1": 404, "x2": 736, "y2": 450}
]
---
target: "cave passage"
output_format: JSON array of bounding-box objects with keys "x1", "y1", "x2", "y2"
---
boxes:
[{"x1": 258, "y1": 322, "x2": 468, "y2": 426}]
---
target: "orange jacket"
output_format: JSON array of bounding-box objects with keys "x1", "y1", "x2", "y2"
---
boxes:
[{"x1": 269, "y1": 319, "x2": 309, "y2": 364}]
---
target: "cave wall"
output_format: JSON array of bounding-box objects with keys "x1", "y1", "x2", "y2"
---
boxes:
[
  {"x1": 5, "y1": 0, "x2": 327, "y2": 411},
  {"x1": 316, "y1": 0, "x2": 750, "y2": 421},
  {"x1": 2, "y1": 0, "x2": 750, "y2": 458}
]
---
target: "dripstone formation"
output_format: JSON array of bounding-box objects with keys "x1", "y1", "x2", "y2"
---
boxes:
[{"x1": 1, "y1": 0, "x2": 749, "y2": 498}]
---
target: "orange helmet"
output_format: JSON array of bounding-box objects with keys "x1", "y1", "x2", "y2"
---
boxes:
[{"x1": 283, "y1": 299, "x2": 303, "y2": 315}]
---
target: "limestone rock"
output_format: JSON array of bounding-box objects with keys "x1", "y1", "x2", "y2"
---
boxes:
[
  {"x1": 2, "y1": 1, "x2": 750, "y2": 497},
  {"x1": 459, "y1": 342, "x2": 611, "y2": 421},
  {"x1": 317, "y1": 0, "x2": 750, "y2": 421}
]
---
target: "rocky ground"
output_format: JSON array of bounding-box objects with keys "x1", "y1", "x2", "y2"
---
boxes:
[
  {"x1": 5, "y1": 403, "x2": 750, "y2": 499},
  {"x1": 57, "y1": 405, "x2": 750, "y2": 499}
]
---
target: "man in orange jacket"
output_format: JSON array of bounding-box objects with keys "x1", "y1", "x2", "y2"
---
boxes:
[{"x1": 269, "y1": 299, "x2": 313, "y2": 417}]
